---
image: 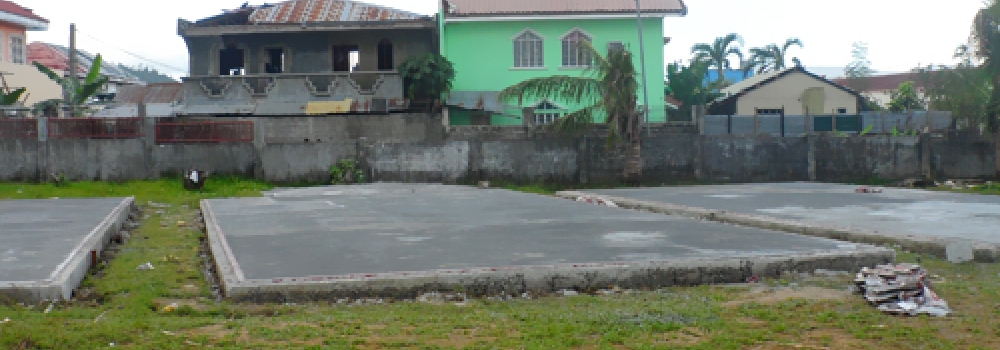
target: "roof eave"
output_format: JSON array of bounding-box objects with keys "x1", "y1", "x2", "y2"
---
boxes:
[
  {"x1": 445, "y1": 10, "x2": 683, "y2": 22},
  {"x1": 0, "y1": 11, "x2": 49, "y2": 31}
]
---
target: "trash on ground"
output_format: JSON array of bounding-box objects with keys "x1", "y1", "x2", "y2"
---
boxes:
[
  {"x1": 1, "y1": 317, "x2": 9, "y2": 324},
  {"x1": 854, "y1": 186, "x2": 883, "y2": 194},
  {"x1": 576, "y1": 195, "x2": 618, "y2": 208},
  {"x1": 137, "y1": 262, "x2": 155, "y2": 271},
  {"x1": 855, "y1": 263, "x2": 952, "y2": 317}
]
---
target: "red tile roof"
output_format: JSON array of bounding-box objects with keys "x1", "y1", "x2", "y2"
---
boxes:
[
  {"x1": 445, "y1": 0, "x2": 687, "y2": 16},
  {"x1": 248, "y1": 0, "x2": 424, "y2": 23},
  {"x1": 0, "y1": 0, "x2": 47, "y2": 23}
]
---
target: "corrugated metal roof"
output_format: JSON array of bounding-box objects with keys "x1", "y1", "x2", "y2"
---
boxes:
[
  {"x1": 27, "y1": 42, "x2": 141, "y2": 83},
  {"x1": 113, "y1": 83, "x2": 184, "y2": 104},
  {"x1": 248, "y1": 0, "x2": 424, "y2": 24},
  {"x1": 446, "y1": 0, "x2": 687, "y2": 16}
]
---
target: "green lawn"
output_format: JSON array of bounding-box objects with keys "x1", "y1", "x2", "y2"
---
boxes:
[{"x1": 2, "y1": 180, "x2": 1000, "y2": 349}]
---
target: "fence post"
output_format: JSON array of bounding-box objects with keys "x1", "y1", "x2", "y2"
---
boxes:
[
  {"x1": 753, "y1": 113, "x2": 759, "y2": 135},
  {"x1": 807, "y1": 134, "x2": 817, "y2": 181},
  {"x1": 921, "y1": 133, "x2": 934, "y2": 180},
  {"x1": 832, "y1": 113, "x2": 838, "y2": 132},
  {"x1": 37, "y1": 117, "x2": 47, "y2": 142},
  {"x1": 805, "y1": 107, "x2": 811, "y2": 135},
  {"x1": 780, "y1": 108, "x2": 786, "y2": 137}
]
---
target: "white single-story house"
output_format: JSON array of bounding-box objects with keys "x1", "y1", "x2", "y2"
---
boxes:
[{"x1": 708, "y1": 65, "x2": 864, "y2": 116}]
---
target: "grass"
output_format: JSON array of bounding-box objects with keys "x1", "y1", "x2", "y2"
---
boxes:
[{"x1": 2, "y1": 180, "x2": 1000, "y2": 349}]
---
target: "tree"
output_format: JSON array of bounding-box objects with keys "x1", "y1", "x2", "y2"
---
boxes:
[
  {"x1": 972, "y1": 1, "x2": 1000, "y2": 132},
  {"x1": 398, "y1": 53, "x2": 456, "y2": 112},
  {"x1": 691, "y1": 34, "x2": 744, "y2": 84},
  {"x1": 916, "y1": 46, "x2": 991, "y2": 125},
  {"x1": 844, "y1": 42, "x2": 876, "y2": 107},
  {"x1": 499, "y1": 44, "x2": 643, "y2": 182},
  {"x1": 752, "y1": 38, "x2": 804, "y2": 73},
  {"x1": 888, "y1": 81, "x2": 926, "y2": 112},
  {"x1": 666, "y1": 60, "x2": 723, "y2": 119},
  {"x1": 33, "y1": 54, "x2": 110, "y2": 117}
]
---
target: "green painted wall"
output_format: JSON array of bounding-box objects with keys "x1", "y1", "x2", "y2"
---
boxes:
[{"x1": 442, "y1": 17, "x2": 667, "y2": 125}]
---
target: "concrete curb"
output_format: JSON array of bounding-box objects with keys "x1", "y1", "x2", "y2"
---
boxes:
[
  {"x1": 219, "y1": 248, "x2": 892, "y2": 302},
  {"x1": 1, "y1": 197, "x2": 137, "y2": 303},
  {"x1": 556, "y1": 191, "x2": 1000, "y2": 263}
]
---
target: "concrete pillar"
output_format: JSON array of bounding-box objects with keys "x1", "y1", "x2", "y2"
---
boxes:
[
  {"x1": 807, "y1": 135, "x2": 817, "y2": 181},
  {"x1": 920, "y1": 133, "x2": 934, "y2": 180},
  {"x1": 694, "y1": 135, "x2": 704, "y2": 181},
  {"x1": 37, "y1": 117, "x2": 47, "y2": 142}
]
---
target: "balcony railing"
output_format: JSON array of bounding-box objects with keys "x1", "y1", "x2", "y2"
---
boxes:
[{"x1": 181, "y1": 72, "x2": 406, "y2": 115}]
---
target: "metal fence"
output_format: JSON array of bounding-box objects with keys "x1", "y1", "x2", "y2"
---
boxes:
[
  {"x1": 702, "y1": 111, "x2": 953, "y2": 136},
  {"x1": 155, "y1": 121, "x2": 254, "y2": 143},
  {"x1": 48, "y1": 118, "x2": 144, "y2": 139},
  {"x1": 0, "y1": 118, "x2": 38, "y2": 139}
]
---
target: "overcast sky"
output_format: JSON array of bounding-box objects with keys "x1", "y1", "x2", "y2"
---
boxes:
[{"x1": 24, "y1": 0, "x2": 987, "y2": 78}]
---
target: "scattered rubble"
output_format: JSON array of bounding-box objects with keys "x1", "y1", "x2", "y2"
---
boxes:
[
  {"x1": 855, "y1": 264, "x2": 952, "y2": 317},
  {"x1": 854, "y1": 186, "x2": 883, "y2": 194},
  {"x1": 575, "y1": 195, "x2": 618, "y2": 208},
  {"x1": 137, "y1": 262, "x2": 155, "y2": 271}
]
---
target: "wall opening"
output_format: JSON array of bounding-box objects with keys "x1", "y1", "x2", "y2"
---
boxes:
[
  {"x1": 265, "y1": 48, "x2": 285, "y2": 74},
  {"x1": 219, "y1": 47, "x2": 245, "y2": 75},
  {"x1": 333, "y1": 45, "x2": 360, "y2": 72},
  {"x1": 377, "y1": 39, "x2": 394, "y2": 71}
]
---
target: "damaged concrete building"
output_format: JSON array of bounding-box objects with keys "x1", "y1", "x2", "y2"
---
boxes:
[{"x1": 177, "y1": 0, "x2": 437, "y2": 116}]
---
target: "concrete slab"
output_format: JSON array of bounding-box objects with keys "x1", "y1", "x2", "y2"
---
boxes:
[
  {"x1": 574, "y1": 183, "x2": 1000, "y2": 261},
  {"x1": 1, "y1": 197, "x2": 135, "y2": 303},
  {"x1": 202, "y1": 184, "x2": 892, "y2": 301}
]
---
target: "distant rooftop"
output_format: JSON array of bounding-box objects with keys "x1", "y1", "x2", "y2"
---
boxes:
[
  {"x1": 0, "y1": 0, "x2": 48, "y2": 31},
  {"x1": 191, "y1": 0, "x2": 428, "y2": 26}
]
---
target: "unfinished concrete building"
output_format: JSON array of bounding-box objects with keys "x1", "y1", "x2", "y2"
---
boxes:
[{"x1": 177, "y1": 0, "x2": 437, "y2": 116}]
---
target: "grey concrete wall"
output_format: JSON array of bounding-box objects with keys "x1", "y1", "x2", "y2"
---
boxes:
[
  {"x1": 0, "y1": 138, "x2": 40, "y2": 181},
  {"x1": 813, "y1": 136, "x2": 922, "y2": 182},
  {"x1": 699, "y1": 136, "x2": 810, "y2": 183},
  {"x1": 235, "y1": 114, "x2": 446, "y2": 144},
  {"x1": 2, "y1": 126, "x2": 996, "y2": 184}
]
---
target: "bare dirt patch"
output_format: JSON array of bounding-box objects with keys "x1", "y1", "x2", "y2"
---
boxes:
[{"x1": 725, "y1": 286, "x2": 850, "y2": 307}]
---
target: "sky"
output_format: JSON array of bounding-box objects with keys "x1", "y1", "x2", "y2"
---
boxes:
[{"x1": 23, "y1": 0, "x2": 988, "y2": 78}]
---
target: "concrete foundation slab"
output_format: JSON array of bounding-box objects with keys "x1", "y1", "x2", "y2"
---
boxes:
[
  {"x1": 570, "y1": 183, "x2": 1000, "y2": 262},
  {"x1": 1, "y1": 197, "x2": 135, "y2": 303},
  {"x1": 202, "y1": 184, "x2": 892, "y2": 301}
]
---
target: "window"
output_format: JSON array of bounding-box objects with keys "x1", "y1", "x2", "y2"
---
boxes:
[
  {"x1": 377, "y1": 39, "x2": 394, "y2": 70},
  {"x1": 333, "y1": 45, "x2": 360, "y2": 72},
  {"x1": 10, "y1": 36, "x2": 24, "y2": 64},
  {"x1": 756, "y1": 108, "x2": 782, "y2": 115},
  {"x1": 837, "y1": 108, "x2": 848, "y2": 114},
  {"x1": 513, "y1": 29, "x2": 543, "y2": 68},
  {"x1": 533, "y1": 101, "x2": 565, "y2": 125},
  {"x1": 561, "y1": 29, "x2": 592, "y2": 68},
  {"x1": 219, "y1": 46, "x2": 245, "y2": 75},
  {"x1": 264, "y1": 48, "x2": 284, "y2": 74}
]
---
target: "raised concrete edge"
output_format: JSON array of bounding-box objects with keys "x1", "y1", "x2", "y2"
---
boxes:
[
  {"x1": 555, "y1": 191, "x2": 1000, "y2": 263},
  {"x1": 219, "y1": 247, "x2": 892, "y2": 302},
  {"x1": 201, "y1": 199, "x2": 246, "y2": 297},
  {"x1": 0, "y1": 197, "x2": 137, "y2": 303}
]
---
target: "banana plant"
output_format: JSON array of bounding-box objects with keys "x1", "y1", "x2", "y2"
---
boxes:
[
  {"x1": 32, "y1": 54, "x2": 110, "y2": 116},
  {"x1": 0, "y1": 88, "x2": 26, "y2": 106}
]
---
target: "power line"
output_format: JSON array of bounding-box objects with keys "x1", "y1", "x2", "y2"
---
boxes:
[{"x1": 75, "y1": 29, "x2": 187, "y2": 74}]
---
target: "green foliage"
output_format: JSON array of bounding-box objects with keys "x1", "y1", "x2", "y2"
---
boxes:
[
  {"x1": 0, "y1": 87, "x2": 26, "y2": 106},
  {"x1": 32, "y1": 53, "x2": 112, "y2": 116},
  {"x1": 329, "y1": 158, "x2": 366, "y2": 185},
  {"x1": 397, "y1": 53, "x2": 456, "y2": 101},
  {"x1": 859, "y1": 124, "x2": 874, "y2": 136},
  {"x1": 691, "y1": 33, "x2": 744, "y2": 84},
  {"x1": 747, "y1": 38, "x2": 804, "y2": 74},
  {"x1": 499, "y1": 43, "x2": 639, "y2": 146},
  {"x1": 666, "y1": 60, "x2": 723, "y2": 119},
  {"x1": 916, "y1": 46, "x2": 990, "y2": 127},
  {"x1": 888, "y1": 81, "x2": 925, "y2": 113},
  {"x1": 972, "y1": 1, "x2": 1000, "y2": 132}
]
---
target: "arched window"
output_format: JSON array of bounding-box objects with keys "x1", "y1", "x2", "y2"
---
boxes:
[
  {"x1": 533, "y1": 100, "x2": 565, "y2": 125},
  {"x1": 377, "y1": 39, "x2": 394, "y2": 71},
  {"x1": 513, "y1": 29, "x2": 543, "y2": 68},
  {"x1": 561, "y1": 29, "x2": 592, "y2": 68}
]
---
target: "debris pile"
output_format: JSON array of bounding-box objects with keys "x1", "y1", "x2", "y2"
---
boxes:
[
  {"x1": 575, "y1": 195, "x2": 618, "y2": 208},
  {"x1": 855, "y1": 264, "x2": 952, "y2": 317},
  {"x1": 854, "y1": 186, "x2": 883, "y2": 194}
]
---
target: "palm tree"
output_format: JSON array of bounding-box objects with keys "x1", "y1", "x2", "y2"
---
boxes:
[
  {"x1": 972, "y1": 1, "x2": 1000, "y2": 133},
  {"x1": 691, "y1": 34, "x2": 744, "y2": 83},
  {"x1": 499, "y1": 44, "x2": 643, "y2": 182},
  {"x1": 754, "y1": 38, "x2": 804, "y2": 73},
  {"x1": 744, "y1": 47, "x2": 772, "y2": 76}
]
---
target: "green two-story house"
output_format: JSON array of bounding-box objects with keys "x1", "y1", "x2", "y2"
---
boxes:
[{"x1": 440, "y1": 0, "x2": 688, "y2": 126}]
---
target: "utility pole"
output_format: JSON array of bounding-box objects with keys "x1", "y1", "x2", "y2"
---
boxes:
[
  {"x1": 635, "y1": 0, "x2": 651, "y2": 136},
  {"x1": 67, "y1": 23, "x2": 77, "y2": 118}
]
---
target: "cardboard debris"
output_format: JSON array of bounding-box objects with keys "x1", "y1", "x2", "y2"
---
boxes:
[
  {"x1": 855, "y1": 263, "x2": 952, "y2": 317},
  {"x1": 576, "y1": 195, "x2": 618, "y2": 208}
]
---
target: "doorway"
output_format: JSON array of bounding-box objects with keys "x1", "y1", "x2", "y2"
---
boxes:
[{"x1": 333, "y1": 45, "x2": 360, "y2": 72}]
